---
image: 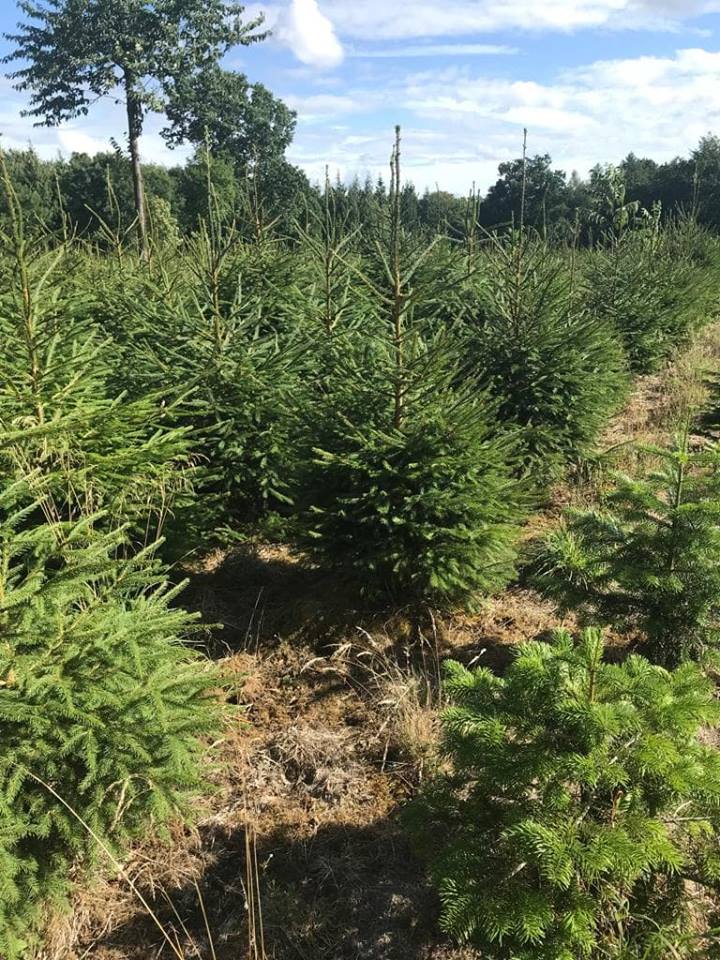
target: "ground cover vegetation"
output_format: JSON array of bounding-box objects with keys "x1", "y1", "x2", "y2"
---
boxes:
[{"x1": 5, "y1": 3, "x2": 720, "y2": 958}]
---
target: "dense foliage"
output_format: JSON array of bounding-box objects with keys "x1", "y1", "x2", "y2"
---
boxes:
[
  {"x1": 409, "y1": 629, "x2": 720, "y2": 959},
  {"x1": 3, "y1": 7, "x2": 720, "y2": 946},
  {"x1": 3, "y1": 132, "x2": 720, "y2": 247},
  {"x1": 297, "y1": 145, "x2": 530, "y2": 605},
  {"x1": 0, "y1": 167, "x2": 193, "y2": 534},
  {"x1": 0, "y1": 160, "x2": 218, "y2": 956},
  {"x1": 585, "y1": 216, "x2": 713, "y2": 373},
  {"x1": 465, "y1": 234, "x2": 628, "y2": 473},
  {"x1": 0, "y1": 494, "x2": 217, "y2": 958},
  {"x1": 302, "y1": 394, "x2": 526, "y2": 607}
]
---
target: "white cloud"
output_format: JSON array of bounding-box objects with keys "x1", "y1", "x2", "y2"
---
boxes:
[
  {"x1": 284, "y1": 92, "x2": 367, "y2": 120},
  {"x1": 239, "y1": 0, "x2": 719, "y2": 46},
  {"x1": 284, "y1": 45, "x2": 720, "y2": 193},
  {"x1": 50, "y1": 117, "x2": 191, "y2": 165},
  {"x1": 349, "y1": 43, "x2": 518, "y2": 58},
  {"x1": 277, "y1": 0, "x2": 344, "y2": 68},
  {"x1": 411, "y1": 47, "x2": 720, "y2": 183},
  {"x1": 284, "y1": 0, "x2": 720, "y2": 40},
  {"x1": 57, "y1": 129, "x2": 110, "y2": 155}
]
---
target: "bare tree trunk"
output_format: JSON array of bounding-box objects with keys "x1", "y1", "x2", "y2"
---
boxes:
[
  {"x1": 125, "y1": 79, "x2": 148, "y2": 260},
  {"x1": 391, "y1": 125, "x2": 405, "y2": 430}
]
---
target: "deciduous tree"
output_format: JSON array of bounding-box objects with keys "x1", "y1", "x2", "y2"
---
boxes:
[{"x1": 5, "y1": 0, "x2": 266, "y2": 256}]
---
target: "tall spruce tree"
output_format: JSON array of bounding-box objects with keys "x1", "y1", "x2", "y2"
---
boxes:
[
  {"x1": 0, "y1": 160, "x2": 192, "y2": 537},
  {"x1": 4, "y1": 0, "x2": 266, "y2": 256},
  {"x1": 300, "y1": 129, "x2": 527, "y2": 608},
  {"x1": 408, "y1": 628, "x2": 720, "y2": 959},
  {"x1": 97, "y1": 189, "x2": 308, "y2": 543},
  {"x1": 464, "y1": 231, "x2": 628, "y2": 478},
  {"x1": 584, "y1": 202, "x2": 710, "y2": 373}
]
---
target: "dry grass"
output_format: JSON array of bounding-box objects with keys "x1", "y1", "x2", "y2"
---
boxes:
[
  {"x1": 51, "y1": 634, "x2": 452, "y2": 960},
  {"x1": 613, "y1": 324, "x2": 720, "y2": 445},
  {"x1": 267, "y1": 724, "x2": 369, "y2": 804},
  {"x1": 544, "y1": 321, "x2": 720, "y2": 514},
  {"x1": 308, "y1": 628, "x2": 443, "y2": 783}
]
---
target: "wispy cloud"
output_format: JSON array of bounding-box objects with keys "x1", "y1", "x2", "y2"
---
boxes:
[
  {"x1": 282, "y1": 44, "x2": 720, "y2": 192},
  {"x1": 239, "y1": 0, "x2": 719, "y2": 48},
  {"x1": 284, "y1": 0, "x2": 720, "y2": 40},
  {"x1": 403, "y1": 48, "x2": 720, "y2": 139},
  {"x1": 283, "y1": 92, "x2": 371, "y2": 121},
  {"x1": 349, "y1": 43, "x2": 518, "y2": 58}
]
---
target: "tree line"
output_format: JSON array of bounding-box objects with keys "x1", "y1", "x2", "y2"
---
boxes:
[
  {"x1": 4, "y1": 133, "x2": 720, "y2": 246},
  {"x1": 4, "y1": 2, "x2": 720, "y2": 250}
]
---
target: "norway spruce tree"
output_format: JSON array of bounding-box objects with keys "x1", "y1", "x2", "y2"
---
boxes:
[
  {"x1": 464, "y1": 229, "x2": 628, "y2": 478},
  {"x1": 0, "y1": 166, "x2": 218, "y2": 953},
  {"x1": 408, "y1": 628, "x2": 720, "y2": 959},
  {"x1": 0, "y1": 475, "x2": 218, "y2": 958},
  {"x1": 0, "y1": 162, "x2": 192, "y2": 537},
  {"x1": 584, "y1": 206, "x2": 710, "y2": 374},
  {"x1": 535, "y1": 430, "x2": 720, "y2": 666},
  {"x1": 300, "y1": 129, "x2": 527, "y2": 608},
  {"x1": 303, "y1": 391, "x2": 525, "y2": 607},
  {"x1": 100, "y1": 196, "x2": 306, "y2": 542}
]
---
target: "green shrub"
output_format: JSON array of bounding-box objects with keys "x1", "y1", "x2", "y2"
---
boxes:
[
  {"x1": 0, "y1": 483, "x2": 217, "y2": 958},
  {"x1": 584, "y1": 219, "x2": 711, "y2": 374},
  {"x1": 408, "y1": 628, "x2": 720, "y2": 959},
  {"x1": 534, "y1": 432, "x2": 720, "y2": 666}
]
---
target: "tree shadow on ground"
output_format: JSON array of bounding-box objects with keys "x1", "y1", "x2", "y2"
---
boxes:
[
  {"x1": 696, "y1": 371, "x2": 720, "y2": 438},
  {"x1": 82, "y1": 814, "x2": 471, "y2": 960},
  {"x1": 179, "y1": 543, "x2": 372, "y2": 655},
  {"x1": 178, "y1": 542, "x2": 519, "y2": 671}
]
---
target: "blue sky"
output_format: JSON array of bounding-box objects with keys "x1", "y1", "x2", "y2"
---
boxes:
[{"x1": 1, "y1": 0, "x2": 720, "y2": 193}]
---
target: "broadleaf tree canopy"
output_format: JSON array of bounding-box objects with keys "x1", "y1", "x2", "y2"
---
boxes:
[{"x1": 4, "y1": 0, "x2": 268, "y2": 252}]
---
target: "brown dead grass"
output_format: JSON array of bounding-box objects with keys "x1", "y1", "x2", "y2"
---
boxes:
[
  {"x1": 41, "y1": 322, "x2": 720, "y2": 960},
  {"x1": 49, "y1": 639, "x2": 444, "y2": 960},
  {"x1": 584, "y1": 321, "x2": 720, "y2": 489}
]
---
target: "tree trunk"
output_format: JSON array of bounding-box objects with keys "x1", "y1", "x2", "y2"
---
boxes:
[{"x1": 125, "y1": 79, "x2": 148, "y2": 259}]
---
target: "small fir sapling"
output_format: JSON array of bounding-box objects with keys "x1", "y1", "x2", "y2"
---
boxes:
[
  {"x1": 407, "y1": 628, "x2": 720, "y2": 959},
  {"x1": 534, "y1": 428, "x2": 720, "y2": 666}
]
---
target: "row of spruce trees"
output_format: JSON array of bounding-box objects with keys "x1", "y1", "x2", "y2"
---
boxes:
[
  {"x1": 404, "y1": 163, "x2": 720, "y2": 957},
  {"x1": 1, "y1": 126, "x2": 720, "y2": 958}
]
